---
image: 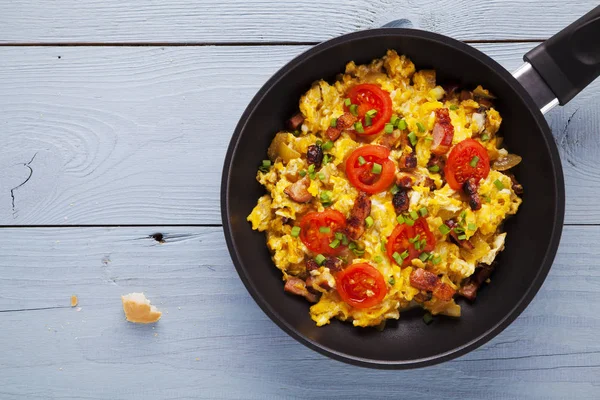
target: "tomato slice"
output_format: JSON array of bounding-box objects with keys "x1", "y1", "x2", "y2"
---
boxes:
[
  {"x1": 335, "y1": 263, "x2": 387, "y2": 309},
  {"x1": 299, "y1": 210, "x2": 347, "y2": 256},
  {"x1": 445, "y1": 139, "x2": 490, "y2": 190},
  {"x1": 345, "y1": 145, "x2": 395, "y2": 194},
  {"x1": 386, "y1": 218, "x2": 436, "y2": 267},
  {"x1": 344, "y1": 84, "x2": 393, "y2": 135}
]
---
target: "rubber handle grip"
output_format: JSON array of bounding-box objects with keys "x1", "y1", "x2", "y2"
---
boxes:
[{"x1": 524, "y1": 5, "x2": 600, "y2": 105}]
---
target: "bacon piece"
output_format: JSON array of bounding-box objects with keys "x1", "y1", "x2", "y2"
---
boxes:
[
  {"x1": 286, "y1": 112, "x2": 305, "y2": 131},
  {"x1": 284, "y1": 277, "x2": 319, "y2": 303},
  {"x1": 459, "y1": 263, "x2": 496, "y2": 300},
  {"x1": 392, "y1": 190, "x2": 410, "y2": 214},
  {"x1": 460, "y1": 90, "x2": 473, "y2": 101},
  {"x1": 396, "y1": 172, "x2": 416, "y2": 189},
  {"x1": 284, "y1": 176, "x2": 312, "y2": 203},
  {"x1": 420, "y1": 177, "x2": 437, "y2": 191},
  {"x1": 445, "y1": 219, "x2": 475, "y2": 250},
  {"x1": 431, "y1": 108, "x2": 454, "y2": 155},
  {"x1": 326, "y1": 112, "x2": 358, "y2": 141},
  {"x1": 306, "y1": 144, "x2": 323, "y2": 168},
  {"x1": 323, "y1": 256, "x2": 343, "y2": 273},
  {"x1": 442, "y1": 83, "x2": 460, "y2": 101},
  {"x1": 462, "y1": 177, "x2": 482, "y2": 211},
  {"x1": 410, "y1": 268, "x2": 457, "y2": 301},
  {"x1": 346, "y1": 192, "x2": 371, "y2": 240},
  {"x1": 505, "y1": 172, "x2": 524, "y2": 195},
  {"x1": 306, "y1": 259, "x2": 319, "y2": 272},
  {"x1": 398, "y1": 153, "x2": 417, "y2": 171},
  {"x1": 427, "y1": 154, "x2": 446, "y2": 177}
]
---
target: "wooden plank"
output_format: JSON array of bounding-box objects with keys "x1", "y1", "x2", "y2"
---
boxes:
[
  {"x1": 0, "y1": 225, "x2": 598, "y2": 399},
  {"x1": 0, "y1": 43, "x2": 598, "y2": 225},
  {"x1": 0, "y1": 0, "x2": 596, "y2": 43}
]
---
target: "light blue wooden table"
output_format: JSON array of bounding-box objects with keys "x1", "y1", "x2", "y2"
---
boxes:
[{"x1": 1, "y1": 1, "x2": 599, "y2": 398}]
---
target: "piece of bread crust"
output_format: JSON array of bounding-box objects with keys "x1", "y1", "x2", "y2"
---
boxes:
[{"x1": 121, "y1": 292, "x2": 162, "y2": 324}]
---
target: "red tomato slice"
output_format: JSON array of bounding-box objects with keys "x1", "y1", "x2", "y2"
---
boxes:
[
  {"x1": 344, "y1": 84, "x2": 393, "y2": 135},
  {"x1": 299, "y1": 210, "x2": 347, "y2": 256},
  {"x1": 444, "y1": 139, "x2": 491, "y2": 190},
  {"x1": 345, "y1": 145, "x2": 395, "y2": 194},
  {"x1": 386, "y1": 218, "x2": 436, "y2": 267},
  {"x1": 335, "y1": 263, "x2": 387, "y2": 309}
]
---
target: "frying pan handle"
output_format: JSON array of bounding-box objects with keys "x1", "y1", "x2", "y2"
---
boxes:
[{"x1": 523, "y1": 5, "x2": 600, "y2": 106}]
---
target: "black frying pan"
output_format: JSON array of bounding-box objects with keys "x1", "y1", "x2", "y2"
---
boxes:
[{"x1": 221, "y1": 6, "x2": 600, "y2": 368}]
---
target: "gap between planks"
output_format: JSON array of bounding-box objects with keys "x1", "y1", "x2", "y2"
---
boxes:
[{"x1": 0, "y1": 39, "x2": 546, "y2": 47}]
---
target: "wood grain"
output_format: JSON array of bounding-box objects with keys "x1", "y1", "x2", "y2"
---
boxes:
[
  {"x1": 0, "y1": 226, "x2": 598, "y2": 399},
  {"x1": 0, "y1": 0, "x2": 595, "y2": 43},
  {"x1": 0, "y1": 43, "x2": 598, "y2": 225}
]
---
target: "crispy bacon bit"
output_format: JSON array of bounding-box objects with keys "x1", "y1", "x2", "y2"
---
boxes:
[
  {"x1": 410, "y1": 268, "x2": 457, "y2": 301},
  {"x1": 396, "y1": 172, "x2": 416, "y2": 189},
  {"x1": 459, "y1": 262, "x2": 496, "y2": 300},
  {"x1": 346, "y1": 192, "x2": 371, "y2": 240},
  {"x1": 505, "y1": 172, "x2": 524, "y2": 195},
  {"x1": 284, "y1": 277, "x2": 319, "y2": 303},
  {"x1": 378, "y1": 129, "x2": 409, "y2": 149},
  {"x1": 445, "y1": 219, "x2": 475, "y2": 250},
  {"x1": 442, "y1": 83, "x2": 460, "y2": 101},
  {"x1": 460, "y1": 90, "x2": 473, "y2": 101},
  {"x1": 284, "y1": 176, "x2": 312, "y2": 203},
  {"x1": 462, "y1": 177, "x2": 482, "y2": 211},
  {"x1": 306, "y1": 144, "x2": 323, "y2": 168},
  {"x1": 287, "y1": 112, "x2": 305, "y2": 131},
  {"x1": 431, "y1": 108, "x2": 454, "y2": 155},
  {"x1": 476, "y1": 98, "x2": 494, "y2": 110},
  {"x1": 326, "y1": 112, "x2": 358, "y2": 142},
  {"x1": 421, "y1": 177, "x2": 436, "y2": 191},
  {"x1": 306, "y1": 259, "x2": 319, "y2": 272},
  {"x1": 392, "y1": 190, "x2": 410, "y2": 214},
  {"x1": 398, "y1": 153, "x2": 417, "y2": 171},
  {"x1": 427, "y1": 154, "x2": 446, "y2": 177},
  {"x1": 323, "y1": 256, "x2": 343, "y2": 273}
]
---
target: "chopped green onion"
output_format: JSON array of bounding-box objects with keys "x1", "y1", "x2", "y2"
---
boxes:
[
  {"x1": 290, "y1": 226, "x2": 301, "y2": 237},
  {"x1": 428, "y1": 253, "x2": 434, "y2": 261},
  {"x1": 259, "y1": 159, "x2": 271, "y2": 172},
  {"x1": 410, "y1": 210, "x2": 419, "y2": 220},
  {"x1": 392, "y1": 252, "x2": 403, "y2": 265},
  {"x1": 262, "y1": 160, "x2": 271, "y2": 167},
  {"x1": 438, "y1": 224, "x2": 451, "y2": 235},
  {"x1": 460, "y1": 210, "x2": 467, "y2": 221},
  {"x1": 329, "y1": 239, "x2": 340, "y2": 249},
  {"x1": 424, "y1": 137, "x2": 433, "y2": 141},
  {"x1": 344, "y1": 98, "x2": 351, "y2": 106},
  {"x1": 358, "y1": 156, "x2": 366, "y2": 165},
  {"x1": 390, "y1": 115, "x2": 399, "y2": 126},
  {"x1": 320, "y1": 191, "x2": 332, "y2": 206},
  {"x1": 322, "y1": 154, "x2": 331, "y2": 165},
  {"x1": 374, "y1": 255, "x2": 383, "y2": 263},
  {"x1": 467, "y1": 223, "x2": 477, "y2": 231},
  {"x1": 308, "y1": 164, "x2": 315, "y2": 173},
  {"x1": 414, "y1": 240, "x2": 421, "y2": 251},
  {"x1": 354, "y1": 121, "x2": 364, "y2": 133},
  {"x1": 317, "y1": 172, "x2": 325, "y2": 181},
  {"x1": 419, "y1": 207, "x2": 428, "y2": 217},
  {"x1": 398, "y1": 119, "x2": 407, "y2": 130},
  {"x1": 366, "y1": 109, "x2": 378, "y2": 118},
  {"x1": 428, "y1": 165, "x2": 440, "y2": 172},
  {"x1": 419, "y1": 252, "x2": 430, "y2": 262},
  {"x1": 420, "y1": 239, "x2": 427, "y2": 249},
  {"x1": 408, "y1": 131, "x2": 417, "y2": 146},
  {"x1": 371, "y1": 163, "x2": 382, "y2": 174},
  {"x1": 404, "y1": 217, "x2": 415, "y2": 226},
  {"x1": 449, "y1": 104, "x2": 459, "y2": 111},
  {"x1": 470, "y1": 156, "x2": 480, "y2": 167},
  {"x1": 380, "y1": 239, "x2": 387, "y2": 253},
  {"x1": 341, "y1": 234, "x2": 349, "y2": 246},
  {"x1": 494, "y1": 179, "x2": 505, "y2": 190},
  {"x1": 454, "y1": 226, "x2": 465, "y2": 234},
  {"x1": 299, "y1": 170, "x2": 307, "y2": 177},
  {"x1": 352, "y1": 247, "x2": 365, "y2": 256},
  {"x1": 315, "y1": 254, "x2": 326, "y2": 265},
  {"x1": 483, "y1": 194, "x2": 491, "y2": 203},
  {"x1": 330, "y1": 118, "x2": 337, "y2": 128},
  {"x1": 335, "y1": 232, "x2": 343, "y2": 240},
  {"x1": 396, "y1": 215, "x2": 405, "y2": 224},
  {"x1": 458, "y1": 234, "x2": 467, "y2": 240},
  {"x1": 384, "y1": 123, "x2": 394, "y2": 134},
  {"x1": 348, "y1": 242, "x2": 357, "y2": 250},
  {"x1": 364, "y1": 115, "x2": 372, "y2": 127},
  {"x1": 365, "y1": 216, "x2": 374, "y2": 228},
  {"x1": 388, "y1": 276, "x2": 395, "y2": 285},
  {"x1": 423, "y1": 312, "x2": 434, "y2": 325},
  {"x1": 400, "y1": 250, "x2": 410, "y2": 259},
  {"x1": 481, "y1": 133, "x2": 490, "y2": 141},
  {"x1": 349, "y1": 104, "x2": 358, "y2": 116},
  {"x1": 319, "y1": 226, "x2": 331, "y2": 234},
  {"x1": 293, "y1": 130, "x2": 301, "y2": 137},
  {"x1": 322, "y1": 140, "x2": 334, "y2": 151},
  {"x1": 409, "y1": 235, "x2": 420, "y2": 244},
  {"x1": 390, "y1": 184, "x2": 400, "y2": 195},
  {"x1": 432, "y1": 255, "x2": 442, "y2": 265},
  {"x1": 316, "y1": 140, "x2": 322, "y2": 146},
  {"x1": 416, "y1": 122, "x2": 426, "y2": 132}
]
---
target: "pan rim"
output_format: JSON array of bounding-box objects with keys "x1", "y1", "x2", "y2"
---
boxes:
[{"x1": 221, "y1": 28, "x2": 565, "y2": 368}]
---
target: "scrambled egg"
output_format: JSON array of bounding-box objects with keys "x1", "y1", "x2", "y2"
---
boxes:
[{"x1": 247, "y1": 50, "x2": 522, "y2": 328}]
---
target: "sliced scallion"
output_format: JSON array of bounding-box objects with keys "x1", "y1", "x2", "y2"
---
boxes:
[
  {"x1": 458, "y1": 234, "x2": 467, "y2": 240},
  {"x1": 410, "y1": 210, "x2": 418, "y2": 220},
  {"x1": 467, "y1": 223, "x2": 477, "y2": 231},
  {"x1": 315, "y1": 254, "x2": 326, "y2": 265},
  {"x1": 494, "y1": 179, "x2": 505, "y2": 190},
  {"x1": 428, "y1": 165, "x2": 440, "y2": 172},
  {"x1": 416, "y1": 122, "x2": 426, "y2": 133},
  {"x1": 419, "y1": 207, "x2": 428, "y2": 217},
  {"x1": 396, "y1": 215, "x2": 405, "y2": 224},
  {"x1": 319, "y1": 226, "x2": 331, "y2": 234},
  {"x1": 384, "y1": 123, "x2": 394, "y2": 134},
  {"x1": 322, "y1": 140, "x2": 334, "y2": 151},
  {"x1": 390, "y1": 184, "x2": 400, "y2": 195},
  {"x1": 374, "y1": 255, "x2": 383, "y2": 263},
  {"x1": 366, "y1": 109, "x2": 378, "y2": 118},
  {"x1": 358, "y1": 156, "x2": 366, "y2": 165},
  {"x1": 481, "y1": 133, "x2": 490, "y2": 141},
  {"x1": 364, "y1": 115, "x2": 372, "y2": 127},
  {"x1": 371, "y1": 163, "x2": 382, "y2": 174},
  {"x1": 354, "y1": 121, "x2": 364, "y2": 133},
  {"x1": 408, "y1": 131, "x2": 417, "y2": 146},
  {"x1": 432, "y1": 255, "x2": 442, "y2": 265},
  {"x1": 329, "y1": 239, "x2": 340, "y2": 249},
  {"x1": 438, "y1": 224, "x2": 451, "y2": 235},
  {"x1": 365, "y1": 216, "x2": 374, "y2": 228},
  {"x1": 344, "y1": 98, "x2": 351, "y2": 106},
  {"x1": 392, "y1": 252, "x2": 403, "y2": 265},
  {"x1": 419, "y1": 252, "x2": 430, "y2": 262},
  {"x1": 330, "y1": 118, "x2": 337, "y2": 128},
  {"x1": 388, "y1": 276, "x2": 395, "y2": 285},
  {"x1": 349, "y1": 104, "x2": 358, "y2": 116},
  {"x1": 299, "y1": 170, "x2": 307, "y2": 177},
  {"x1": 449, "y1": 104, "x2": 459, "y2": 111},
  {"x1": 290, "y1": 226, "x2": 301, "y2": 237},
  {"x1": 398, "y1": 119, "x2": 407, "y2": 130},
  {"x1": 404, "y1": 217, "x2": 415, "y2": 226},
  {"x1": 470, "y1": 156, "x2": 480, "y2": 167}
]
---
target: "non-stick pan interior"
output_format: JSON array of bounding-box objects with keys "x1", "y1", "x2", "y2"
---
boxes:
[{"x1": 222, "y1": 29, "x2": 564, "y2": 367}]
